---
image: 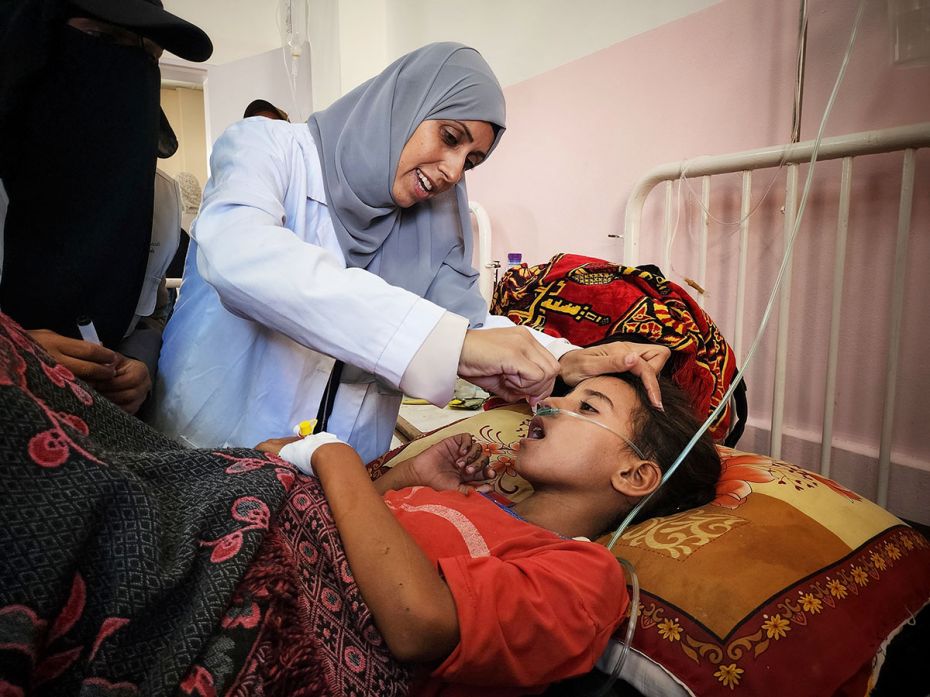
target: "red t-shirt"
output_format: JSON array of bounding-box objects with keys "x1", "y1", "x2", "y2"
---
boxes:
[{"x1": 383, "y1": 487, "x2": 629, "y2": 696}]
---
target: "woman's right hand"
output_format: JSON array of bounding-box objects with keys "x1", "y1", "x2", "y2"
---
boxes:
[{"x1": 458, "y1": 327, "x2": 560, "y2": 404}]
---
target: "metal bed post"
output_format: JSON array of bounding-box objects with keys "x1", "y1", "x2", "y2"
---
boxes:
[
  {"x1": 662, "y1": 181, "x2": 674, "y2": 273},
  {"x1": 468, "y1": 201, "x2": 495, "y2": 305},
  {"x1": 770, "y1": 165, "x2": 798, "y2": 460},
  {"x1": 877, "y1": 149, "x2": 917, "y2": 507},
  {"x1": 819, "y1": 157, "x2": 853, "y2": 478},
  {"x1": 698, "y1": 177, "x2": 710, "y2": 309},
  {"x1": 733, "y1": 171, "x2": 752, "y2": 364}
]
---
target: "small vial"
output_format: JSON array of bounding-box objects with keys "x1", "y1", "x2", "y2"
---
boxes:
[
  {"x1": 293, "y1": 419, "x2": 317, "y2": 437},
  {"x1": 76, "y1": 316, "x2": 101, "y2": 345}
]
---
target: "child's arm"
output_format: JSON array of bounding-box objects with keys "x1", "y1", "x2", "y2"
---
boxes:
[
  {"x1": 256, "y1": 434, "x2": 464, "y2": 663},
  {"x1": 312, "y1": 443, "x2": 460, "y2": 663},
  {"x1": 257, "y1": 432, "x2": 493, "y2": 495}
]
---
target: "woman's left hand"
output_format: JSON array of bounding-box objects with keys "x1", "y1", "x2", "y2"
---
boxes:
[
  {"x1": 403, "y1": 433, "x2": 495, "y2": 494},
  {"x1": 558, "y1": 342, "x2": 671, "y2": 410}
]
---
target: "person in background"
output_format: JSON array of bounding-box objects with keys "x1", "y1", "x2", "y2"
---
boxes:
[
  {"x1": 155, "y1": 42, "x2": 670, "y2": 460},
  {"x1": 243, "y1": 98, "x2": 290, "y2": 121},
  {"x1": 175, "y1": 171, "x2": 203, "y2": 235},
  {"x1": 258, "y1": 373, "x2": 721, "y2": 694},
  {"x1": 163, "y1": 171, "x2": 202, "y2": 293},
  {"x1": 0, "y1": 0, "x2": 211, "y2": 415}
]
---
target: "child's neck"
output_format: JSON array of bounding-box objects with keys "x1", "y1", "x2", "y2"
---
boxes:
[{"x1": 512, "y1": 490, "x2": 609, "y2": 540}]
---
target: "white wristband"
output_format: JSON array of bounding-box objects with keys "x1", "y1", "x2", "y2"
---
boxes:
[{"x1": 278, "y1": 431, "x2": 345, "y2": 476}]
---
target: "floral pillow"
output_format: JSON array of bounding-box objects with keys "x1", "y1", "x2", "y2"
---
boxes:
[{"x1": 377, "y1": 405, "x2": 930, "y2": 697}]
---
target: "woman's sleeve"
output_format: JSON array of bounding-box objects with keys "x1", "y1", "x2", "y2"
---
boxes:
[
  {"x1": 191, "y1": 120, "x2": 450, "y2": 389},
  {"x1": 432, "y1": 540, "x2": 628, "y2": 688},
  {"x1": 481, "y1": 312, "x2": 577, "y2": 359}
]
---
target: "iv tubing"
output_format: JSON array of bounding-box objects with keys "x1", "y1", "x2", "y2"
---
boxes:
[
  {"x1": 592, "y1": 557, "x2": 640, "y2": 697},
  {"x1": 605, "y1": 0, "x2": 867, "y2": 552}
]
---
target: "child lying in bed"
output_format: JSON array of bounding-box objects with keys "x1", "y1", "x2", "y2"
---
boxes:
[{"x1": 257, "y1": 372, "x2": 721, "y2": 695}]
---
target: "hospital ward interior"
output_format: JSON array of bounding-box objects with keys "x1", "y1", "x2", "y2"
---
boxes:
[{"x1": 2, "y1": 0, "x2": 930, "y2": 695}]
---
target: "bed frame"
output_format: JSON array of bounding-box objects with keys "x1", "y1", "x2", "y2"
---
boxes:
[{"x1": 621, "y1": 122, "x2": 930, "y2": 513}]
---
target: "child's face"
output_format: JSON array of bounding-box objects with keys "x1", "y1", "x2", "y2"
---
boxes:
[{"x1": 515, "y1": 376, "x2": 644, "y2": 490}]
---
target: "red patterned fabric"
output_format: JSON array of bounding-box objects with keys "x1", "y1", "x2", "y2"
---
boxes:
[
  {"x1": 490, "y1": 254, "x2": 741, "y2": 442},
  {"x1": 183, "y1": 475, "x2": 411, "y2": 697},
  {"x1": 0, "y1": 312, "x2": 409, "y2": 696}
]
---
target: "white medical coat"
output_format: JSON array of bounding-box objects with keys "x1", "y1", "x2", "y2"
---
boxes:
[{"x1": 153, "y1": 119, "x2": 570, "y2": 462}]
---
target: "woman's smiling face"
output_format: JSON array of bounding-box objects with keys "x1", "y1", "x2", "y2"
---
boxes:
[{"x1": 391, "y1": 119, "x2": 495, "y2": 208}]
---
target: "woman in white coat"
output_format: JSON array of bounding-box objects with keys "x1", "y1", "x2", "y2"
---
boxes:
[{"x1": 154, "y1": 43, "x2": 667, "y2": 462}]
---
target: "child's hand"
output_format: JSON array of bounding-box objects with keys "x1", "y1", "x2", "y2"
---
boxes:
[
  {"x1": 406, "y1": 433, "x2": 495, "y2": 494},
  {"x1": 257, "y1": 432, "x2": 348, "y2": 476},
  {"x1": 255, "y1": 435, "x2": 301, "y2": 456}
]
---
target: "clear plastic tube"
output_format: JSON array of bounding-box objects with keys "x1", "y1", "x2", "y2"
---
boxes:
[
  {"x1": 533, "y1": 406, "x2": 645, "y2": 459},
  {"x1": 592, "y1": 557, "x2": 640, "y2": 697},
  {"x1": 605, "y1": 0, "x2": 868, "y2": 553}
]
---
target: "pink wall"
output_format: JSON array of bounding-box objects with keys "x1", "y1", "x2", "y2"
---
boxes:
[
  {"x1": 467, "y1": 0, "x2": 930, "y2": 521},
  {"x1": 469, "y1": 0, "x2": 928, "y2": 261}
]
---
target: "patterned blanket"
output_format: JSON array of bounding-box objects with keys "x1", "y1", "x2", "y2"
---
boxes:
[
  {"x1": 0, "y1": 312, "x2": 408, "y2": 696},
  {"x1": 491, "y1": 254, "x2": 744, "y2": 444}
]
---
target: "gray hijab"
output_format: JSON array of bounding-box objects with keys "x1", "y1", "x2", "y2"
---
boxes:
[{"x1": 306, "y1": 42, "x2": 505, "y2": 326}]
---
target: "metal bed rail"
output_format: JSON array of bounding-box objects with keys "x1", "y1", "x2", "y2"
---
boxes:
[
  {"x1": 469, "y1": 200, "x2": 496, "y2": 305},
  {"x1": 622, "y1": 122, "x2": 930, "y2": 507}
]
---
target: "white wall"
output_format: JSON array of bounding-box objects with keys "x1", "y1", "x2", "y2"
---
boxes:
[
  {"x1": 383, "y1": 0, "x2": 722, "y2": 88},
  {"x1": 203, "y1": 44, "x2": 313, "y2": 148},
  {"x1": 164, "y1": 0, "x2": 724, "y2": 107},
  {"x1": 306, "y1": 0, "x2": 343, "y2": 111},
  {"x1": 163, "y1": 0, "x2": 283, "y2": 65},
  {"x1": 338, "y1": 0, "x2": 388, "y2": 97},
  {"x1": 331, "y1": 0, "x2": 723, "y2": 99}
]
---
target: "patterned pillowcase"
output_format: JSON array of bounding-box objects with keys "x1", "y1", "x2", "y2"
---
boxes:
[{"x1": 375, "y1": 405, "x2": 930, "y2": 697}]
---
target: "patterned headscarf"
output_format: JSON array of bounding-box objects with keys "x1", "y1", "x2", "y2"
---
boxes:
[
  {"x1": 307, "y1": 42, "x2": 505, "y2": 326},
  {"x1": 176, "y1": 171, "x2": 202, "y2": 215}
]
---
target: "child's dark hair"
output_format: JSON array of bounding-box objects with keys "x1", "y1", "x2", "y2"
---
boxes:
[{"x1": 609, "y1": 373, "x2": 721, "y2": 522}]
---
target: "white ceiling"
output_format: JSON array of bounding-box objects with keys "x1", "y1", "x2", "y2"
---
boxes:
[{"x1": 164, "y1": 0, "x2": 283, "y2": 65}]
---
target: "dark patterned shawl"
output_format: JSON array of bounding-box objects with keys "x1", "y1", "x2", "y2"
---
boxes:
[{"x1": 0, "y1": 311, "x2": 409, "y2": 696}]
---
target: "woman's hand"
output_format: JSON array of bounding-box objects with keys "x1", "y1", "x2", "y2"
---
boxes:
[
  {"x1": 458, "y1": 327, "x2": 560, "y2": 405},
  {"x1": 27, "y1": 329, "x2": 152, "y2": 414},
  {"x1": 558, "y1": 342, "x2": 671, "y2": 410}
]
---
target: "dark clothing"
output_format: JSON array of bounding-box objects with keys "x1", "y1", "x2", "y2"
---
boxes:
[{"x1": 0, "y1": 22, "x2": 160, "y2": 348}]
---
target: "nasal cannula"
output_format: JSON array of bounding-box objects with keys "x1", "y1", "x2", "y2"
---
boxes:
[{"x1": 532, "y1": 405, "x2": 646, "y2": 460}]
